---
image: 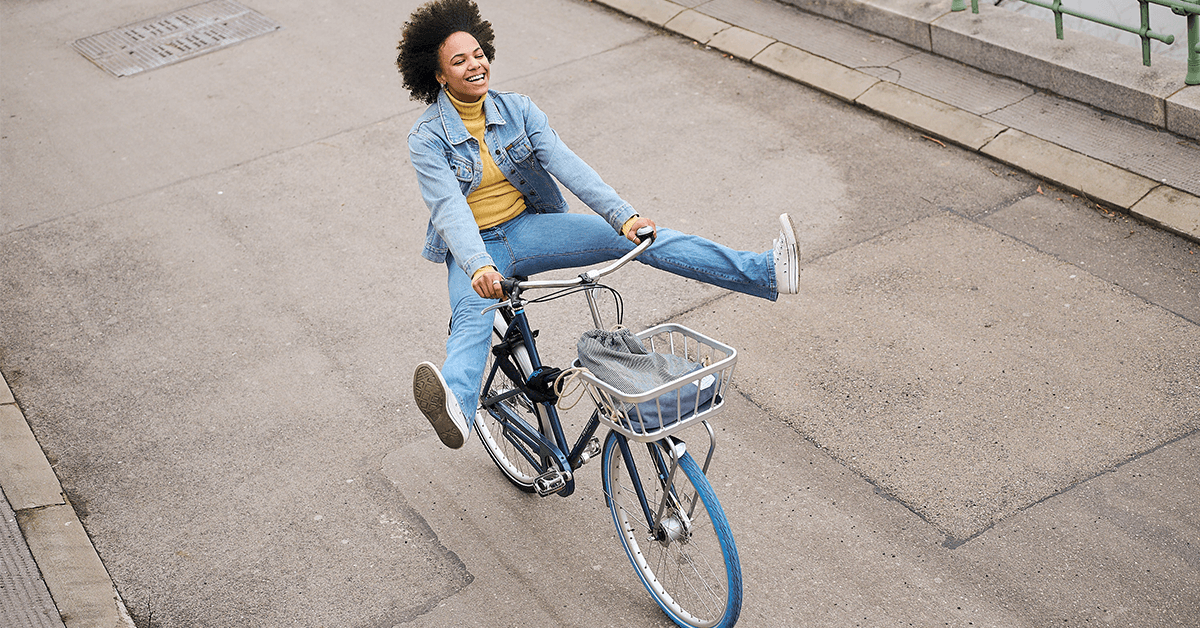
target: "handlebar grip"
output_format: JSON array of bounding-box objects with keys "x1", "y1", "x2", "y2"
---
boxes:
[
  {"x1": 500, "y1": 278, "x2": 519, "y2": 295},
  {"x1": 634, "y1": 224, "x2": 656, "y2": 244}
]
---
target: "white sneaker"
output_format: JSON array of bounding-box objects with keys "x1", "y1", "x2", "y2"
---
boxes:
[
  {"x1": 773, "y1": 213, "x2": 800, "y2": 294},
  {"x1": 413, "y1": 361, "x2": 469, "y2": 449}
]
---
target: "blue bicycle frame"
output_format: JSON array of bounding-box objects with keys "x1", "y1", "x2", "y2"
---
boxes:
[{"x1": 480, "y1": 303, "x2": 605, "y2": 497}]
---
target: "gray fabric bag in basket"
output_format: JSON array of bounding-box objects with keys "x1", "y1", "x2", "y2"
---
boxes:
[{"x1": 576, "y1": 328, "x2": 718, "y2": 431}]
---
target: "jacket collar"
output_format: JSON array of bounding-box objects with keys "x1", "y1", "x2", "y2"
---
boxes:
[{"x1": 437, "y1": 89, "x2": 506, "y2": 145}]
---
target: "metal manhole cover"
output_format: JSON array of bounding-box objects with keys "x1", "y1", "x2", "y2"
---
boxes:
[{"x1": 72, "y1": 0, "x2": 281, "y2": 77}]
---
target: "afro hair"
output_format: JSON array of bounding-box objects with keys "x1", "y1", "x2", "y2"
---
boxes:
[{"x1": 396, "y1": 0, "x2": 497, "y2": 105}]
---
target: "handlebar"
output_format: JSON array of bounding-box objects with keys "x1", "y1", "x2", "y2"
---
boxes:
[{"x1": 483, "y1": 225, "x2": 655, "y2": 314}]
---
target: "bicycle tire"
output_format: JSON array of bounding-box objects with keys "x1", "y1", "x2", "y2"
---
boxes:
[
  {"x1": 476, "y1": 331, "x2": 543, "y2": 493},
  {"x1": 601, "y1": 431, "x2": 743, "y2": 628}
]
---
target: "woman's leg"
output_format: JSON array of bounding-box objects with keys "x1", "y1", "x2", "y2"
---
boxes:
[
  {"x1": 421, "y1": 233, "x2": 523, "y2": 448},
  {"x1": 412, "y1": 256, "x2": 492, "y2": 449},
  {"x1": 439, "y1": 258, "x2": 498, "y2": 421},
  {"x1": 496, "y1": 212, "x2": 780, "y2": 300}
]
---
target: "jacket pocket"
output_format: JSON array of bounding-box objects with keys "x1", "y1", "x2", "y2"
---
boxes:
[
  {"x1": 503, "y1": 135, "x2": 534, "y2": 163},
  {"x1": 448, "y1": 154, "x2": 474, "y2": 183}
]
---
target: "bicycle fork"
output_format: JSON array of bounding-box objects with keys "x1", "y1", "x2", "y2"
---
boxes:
[{"x1": 614, "y1": 435, "x2": 698, "y2": 546}]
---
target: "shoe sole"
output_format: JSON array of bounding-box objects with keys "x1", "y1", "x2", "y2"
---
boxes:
[
  {"x1": 778, "y1": 213, "x2": 799, "y2": 293},
  {"x1": 413, "y1": 364, "x2": 466, "y2": 449}
]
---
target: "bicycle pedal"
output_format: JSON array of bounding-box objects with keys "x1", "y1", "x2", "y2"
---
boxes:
[
  {"x1": 534, "y1": 469, "x2": 571, "y2": 496},
  {"x1": 578, "y1": 437, "x2": 602, "y2": 465}
]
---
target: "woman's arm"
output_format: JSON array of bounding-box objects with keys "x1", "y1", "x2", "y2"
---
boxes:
[
  {"x1": 521, "y1": 97, "x2": 639, "y2": 233},
  {"x1": 408, "y1": 129, "x2": 496, "y2": 279}
]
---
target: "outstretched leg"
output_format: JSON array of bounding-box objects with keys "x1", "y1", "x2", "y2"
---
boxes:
[{"x1": 495, "y1": 211, "x2": 797, "y2": 299}]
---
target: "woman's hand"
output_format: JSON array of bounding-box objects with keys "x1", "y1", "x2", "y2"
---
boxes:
[
  {"x1": 624, "y1": 216, "x2": 657, "y2": 244},
  {"x1": 472, "y1": 267, "x2": 506, "y2": 299}
]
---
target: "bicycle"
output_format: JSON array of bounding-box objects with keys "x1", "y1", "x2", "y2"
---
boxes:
[{"x1": 473, "y1": 227, "x2": 744, "y2": 628}]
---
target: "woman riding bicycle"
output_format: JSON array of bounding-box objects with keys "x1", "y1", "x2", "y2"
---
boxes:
[{"x1": 397, "y1": 0, "x2": 799, "y2": 450}]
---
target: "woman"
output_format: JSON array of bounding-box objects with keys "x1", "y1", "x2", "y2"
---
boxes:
[{"x1": 397, "y1": 0, "x2": 799, "y2": 449}]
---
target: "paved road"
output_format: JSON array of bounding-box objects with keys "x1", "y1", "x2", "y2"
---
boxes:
[{"x1": 2, "y1": 0, "x2": 1197, "y2": 626}]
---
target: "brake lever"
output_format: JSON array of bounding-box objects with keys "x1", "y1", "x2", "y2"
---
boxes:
[
  {"x1": 481, "y1": 279, "x2": 526, "y2": 315},
  {"x1": 481, "y1": 298, "x2": 521, "y2": 316}
]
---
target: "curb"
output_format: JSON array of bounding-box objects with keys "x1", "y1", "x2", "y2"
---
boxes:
[
  {"x1": 593, "y1": 0, "x2": 1200, "y2": 243},
  {"x1": 0, "y1": 371, "x2": 135, "y2": 628}
]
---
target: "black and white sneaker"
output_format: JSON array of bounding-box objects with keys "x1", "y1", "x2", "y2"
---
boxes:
[
  {"x1": 413, "y1": 361, "x2": 469, "y2": 449},
  {"x1": 773, "y1": 213, "x2": 800, "y2": 294}
]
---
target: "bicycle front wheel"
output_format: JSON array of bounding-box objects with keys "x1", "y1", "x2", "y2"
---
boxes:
[{"x1": 601, "y1": 432, "x2": 743, "y2": 628}]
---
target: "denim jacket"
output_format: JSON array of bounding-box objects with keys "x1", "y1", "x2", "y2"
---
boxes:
[{"x1": 408, "y1": 89, "x2": 637, "y2": 278}]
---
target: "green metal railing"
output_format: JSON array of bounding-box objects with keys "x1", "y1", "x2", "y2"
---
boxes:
[{"x1": 951, "y1": 0, "x2": 1200, "y2": 85}]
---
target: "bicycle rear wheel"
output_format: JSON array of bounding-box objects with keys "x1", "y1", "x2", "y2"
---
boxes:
[
  {"x1": 476, "y1": 337, "x2": 543, "y2": 493},
  {"x1": 601, "y1": 432, "x2": 743, "y2": 628}
]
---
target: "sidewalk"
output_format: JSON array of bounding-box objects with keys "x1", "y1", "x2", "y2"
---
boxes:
[
  {"x1": 596, "y1": 0, "x2": 1199, "y2": 242},
  {"x1": 1, "y1": 0, "x2": 1196, "y2": 625}
]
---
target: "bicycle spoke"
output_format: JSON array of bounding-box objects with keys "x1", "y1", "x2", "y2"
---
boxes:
[
  {"x1": 656, "y1": 513, "x2": 726, "y2": 615},
  {"x1": 606, "y1": 476, "x2": 655, "y2": 536},
  {"x1": 677, "y1": 541, "x2": 726, "y2": 611}
]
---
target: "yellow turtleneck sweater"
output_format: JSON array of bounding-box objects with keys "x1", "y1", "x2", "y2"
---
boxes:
[{"x1": 448, "y1": 91, "x2": 526, "y2": 230}]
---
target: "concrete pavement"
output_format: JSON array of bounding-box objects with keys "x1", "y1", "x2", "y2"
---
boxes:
[{"x1": 2, "y1": 0, "x2": 1197, "y2": 626}]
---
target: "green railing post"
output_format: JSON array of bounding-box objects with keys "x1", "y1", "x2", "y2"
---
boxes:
[
  {"x1": 1140, "y1": 0, "x2": 1153, "y2": 65},
  {"x1": 956, "y1": 0, "x2": 1199, "y2": 85},
  {"x1": 1182, "y1": 1, "x2": 1200, "y2": 84},
  {"x1": 1187, "y1": 10, "x2": 1199, "y2": 83}
]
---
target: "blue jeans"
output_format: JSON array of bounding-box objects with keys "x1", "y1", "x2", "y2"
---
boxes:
[{"x1": 440, "y1": 211, "x2": 778, "y2": 421}]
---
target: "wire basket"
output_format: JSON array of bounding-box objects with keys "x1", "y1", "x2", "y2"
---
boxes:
[{"x1": 573, "y1": 324, "x2": 737, "y2": 442}]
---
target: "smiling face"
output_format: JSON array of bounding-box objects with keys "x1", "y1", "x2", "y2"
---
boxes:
[{"x1": 436, "y1": 31, "x2": 490, "y2": 102}]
